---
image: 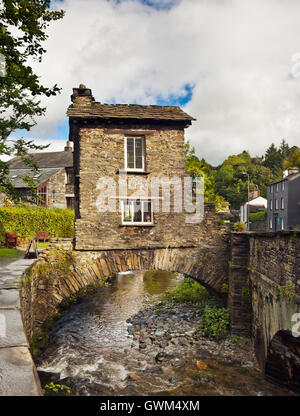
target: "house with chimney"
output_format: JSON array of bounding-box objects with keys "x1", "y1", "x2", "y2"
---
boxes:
[
  {"x1": 67, "y1": 84, "x2": 210, "y2": 251},
  {"x1": 0, "y1": 141, "x2": 75, "y2": 209},
  {"x1": 267, "y1": 168, "x2": 300, "y2": 231}
]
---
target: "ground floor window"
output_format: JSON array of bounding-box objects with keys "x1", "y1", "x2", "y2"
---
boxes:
[
  {"x1": 66, "y1": 197, "x2": 74, "y2": 209},
  {"x1": 121, "y1": 199, "x2": 153, "y2": 225},
  {"x1": 37, "y1": 185, "x2": 47, "y2": 206}
]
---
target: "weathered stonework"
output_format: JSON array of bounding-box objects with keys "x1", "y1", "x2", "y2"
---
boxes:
[
  {"x1": 229, "y1": 231, "x2": 300, "y2": 389},
  {"x1": 67, "y1": 86, "x2": 214, "y2": 252}
]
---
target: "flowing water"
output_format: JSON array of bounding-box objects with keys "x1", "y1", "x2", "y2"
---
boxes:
[{"x1": 36, "y1": 271, "x2": 296, "y2": 396}]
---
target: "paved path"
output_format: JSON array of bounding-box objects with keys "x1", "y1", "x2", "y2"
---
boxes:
[{"x1": 0, "y1": 255, "x2": 42, "y2": 396}]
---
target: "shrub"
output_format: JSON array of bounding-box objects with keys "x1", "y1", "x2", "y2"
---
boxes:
[
  {"x1": 0, "y1": 206, "x2": 74, "y2": 244},
  {"x1": 163, "y1": 276, "x2": 210, "y2": 306},
  {"x1": 201, "y1": 306, "x2": 229, "y2": 339},
  {"x1": 249, "y1": 210, "x2": 267, "y2": 222}
]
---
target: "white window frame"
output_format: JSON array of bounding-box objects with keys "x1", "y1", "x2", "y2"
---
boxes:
[
  {"x1": 281, "y1": 197, "x2": 284, "y2": 209},
  {"x1": 270, "y1": 199, "x2": 273, "y2": 210},
  {"x1": 275, "y1": 199, "x2": 279, "y2": 210},
  {"x1": 282, "y1": 181, "x2": 285, "y2": 191},
  {"x1": 281, "y1": 218, "x2": 284, "y2": 230},
  {"x1": 121, "y1": 199, "x2": 153, "y2": 225},
  {"x1": 276, "y1": 183, "x2": 279, "y2": 192},
  {"x1": 269, "y1": 218, "x2": 272, "y2": 229},
  {"x1": 124, "y1": 136, "x2": 145, "y2": 172}
]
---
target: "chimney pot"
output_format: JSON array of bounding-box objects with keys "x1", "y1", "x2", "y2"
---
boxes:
[{"x1": 71, "y1": 84, "x2": 95, "y2": 105}]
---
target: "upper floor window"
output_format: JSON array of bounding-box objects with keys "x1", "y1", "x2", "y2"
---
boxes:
[
  {"x1": 125, "y1": 137, "x2": 145, "y2": 171},
  {"x1": 281, "y1": 197, "x2": 284, "y2": 209},
  {"x1": 270, "y1": 185, "x2": 273, "y2": 193},
  {"x1": 121, "y1": 199, "x2": 153, "y2": 225},
  {"x1": 275, "y1": 199, "x2": 279, "y2": 209},
  {"x1": 270, "y1": 199, "x2": 273, "y2": 210},
  {"x1": 282, "y1": 181, "x2": 285, "y2": 191},
  {"x1": 276, "y1": 183, "x2": 279, "y2": 192}
]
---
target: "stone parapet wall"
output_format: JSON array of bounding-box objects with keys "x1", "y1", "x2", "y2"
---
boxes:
[
  {"x1": 49, "y1": 237, "x2": 74, "y2": 250},
  {"x1": 229, "y1": 230, "x2": 300, "y2": 387}
]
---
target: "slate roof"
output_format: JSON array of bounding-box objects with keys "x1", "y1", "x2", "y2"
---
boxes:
[
  {"x1": 8, "y1": 168, "x2": 62, "y2": 188},
  {"x1": 67, "y1": 103, "x2": 195, "y2": 122},
  {"x1": 9, "y1": 151, "x2": 73, "y2": 169}
]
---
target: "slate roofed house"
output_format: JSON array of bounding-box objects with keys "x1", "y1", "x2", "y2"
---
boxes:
[
  {"x1": 0, "y1": 141, "x2": 75, "y2": 209},
  {"x1": 67, "y1": 84, "x2": 200, "y2": 251},
  {"x1": 267, "y1": 168, "x2": 300, "y2": 231}
]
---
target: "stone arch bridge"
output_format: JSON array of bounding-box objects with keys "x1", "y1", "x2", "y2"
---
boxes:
[{"x1": 20, "y1": 225, "x2": 300, "y2": 391}]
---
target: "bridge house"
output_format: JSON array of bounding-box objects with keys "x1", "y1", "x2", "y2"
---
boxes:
[{"x1": 67, "y1": 84, "x2": 209, "y2": 251}]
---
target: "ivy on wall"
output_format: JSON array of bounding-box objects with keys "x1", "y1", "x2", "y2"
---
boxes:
[{"x1": 0, "y1": 206, "x2": 74, "y2": 243}]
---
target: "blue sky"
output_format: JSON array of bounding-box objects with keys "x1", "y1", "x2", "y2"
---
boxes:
[{"x1": 10, "y1": 0, "x2": 300, "y2": 165}]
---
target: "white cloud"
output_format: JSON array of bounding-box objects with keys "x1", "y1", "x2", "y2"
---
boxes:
[{"x1": 20, "y1": 0, "x2": 300, "y2": 165}]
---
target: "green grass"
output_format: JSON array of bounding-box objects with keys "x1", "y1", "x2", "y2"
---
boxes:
[
  {"x1": 163, "y1": 276, "x2": 210, "y2": 306},
  {"x1": 0, "y1": 248, "x2": 23, "y2": 261},
  {"x1": 36, "y1": 241, "x2": 50, "y2": 249}
]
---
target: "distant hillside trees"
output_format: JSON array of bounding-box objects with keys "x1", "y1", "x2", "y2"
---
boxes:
[{"x1": 185, "y1": 139, "x2": 299, "y2": 210}]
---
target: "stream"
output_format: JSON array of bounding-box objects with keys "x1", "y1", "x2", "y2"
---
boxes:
[{"x1": 36, "y1": 271, "x2": 297, "y2": 396}]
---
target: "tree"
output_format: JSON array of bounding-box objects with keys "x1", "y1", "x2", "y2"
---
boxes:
[
  {"x1": 262, "y1": 139, "x2": 298, "y2": 177},
  {"x1": 184, "y1": 141, "x2": 228, "y2": 211},
  {"x1": 0, "y1": 0, "x2": 64, "y2": 200},
  {"x1": 283, "y1": 149, "x2": 300, "y2": 170},
  {"x1": 185, "y1": 141, "x2": 216, "y2": 201}
]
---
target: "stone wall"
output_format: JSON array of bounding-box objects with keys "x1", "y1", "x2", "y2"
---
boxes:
[
  {"x1": 228, "y1": 233, "x2": 252, "y2": 337},
  {"x1": 229, "y1": 230, "x2": 300, "y2": 388},
  {"x1": 47, "y1": 168, "x2": 66, "y2": 209},
  {"x1": 249, "y1": 232, "x2": 300, "y2": 369},
  {"x1": 72, "y1": 119, "x2": 213, "y2": 251}
]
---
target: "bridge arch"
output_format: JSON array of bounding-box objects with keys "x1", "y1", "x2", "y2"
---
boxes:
[
  {"x1": 265, "y1": 330, "x2": 300, "y2": 391},
  {"x1": 20, "y1": 245, "x2": 229, "y2": 346}
]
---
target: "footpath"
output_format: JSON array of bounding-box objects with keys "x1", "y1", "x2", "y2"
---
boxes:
[{"x1": 0, "y1": 255, "x2": 41, "y2": 396}]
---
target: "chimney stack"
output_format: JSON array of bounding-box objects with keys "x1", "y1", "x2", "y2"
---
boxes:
[
  {"x1": 71, "y1": 84, "x2": 95, "y2": 107},
  {"x1": 64, "y1": 140, "x2": 73, "y2": 152}
]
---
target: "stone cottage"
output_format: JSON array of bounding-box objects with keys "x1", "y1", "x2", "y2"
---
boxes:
[
  {"x1": 0, "y1": 142, "x2": 75, "y2": 209},
  {"x1": 67, "y1": 84, "x2": 214, "y2": 251}
]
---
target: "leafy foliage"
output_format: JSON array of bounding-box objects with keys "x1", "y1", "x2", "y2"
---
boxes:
[
  {"x1": 0, "y1": 0, "x2": 64, "y2": 199},
  {"x1": 249, "y1": 210, "x2": 267, "y2": 222},
  {"x1": 283, "y1": 149, "x2": 300, "y2": 171},
  {"x1": 0, "y1": 205, "x2": 74, "y2": 243},
  {"x1": 201, "y1": 306, "x2": 229, "y2": 339},
  {"x1": 163, "y1": 276, "x2": 210, "y2": 306}
]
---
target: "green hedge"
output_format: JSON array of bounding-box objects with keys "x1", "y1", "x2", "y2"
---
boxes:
[
  {"x1": 0, "y1": 206, "x2": 74, "y2": 244},
  {"x1": 249, "y1": 210, "x2": 267, "y2": 222}
]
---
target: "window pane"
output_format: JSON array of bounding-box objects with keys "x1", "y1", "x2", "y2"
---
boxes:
[
  {"x1": 135, "y1": 138, "x2": 143, "y2": 169},
  {"x1": 133, "y1": 200, "x2": 142, "y2": 222},
  {"x1": 127, "y1": 138, "x2": 134, "y2": 169},
  {"x1": 143, "y1": 201, "x2": 152, "y2": 222},
  {"x1": 123, "y1": 201, "x2": 133, "y2": 222}
]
